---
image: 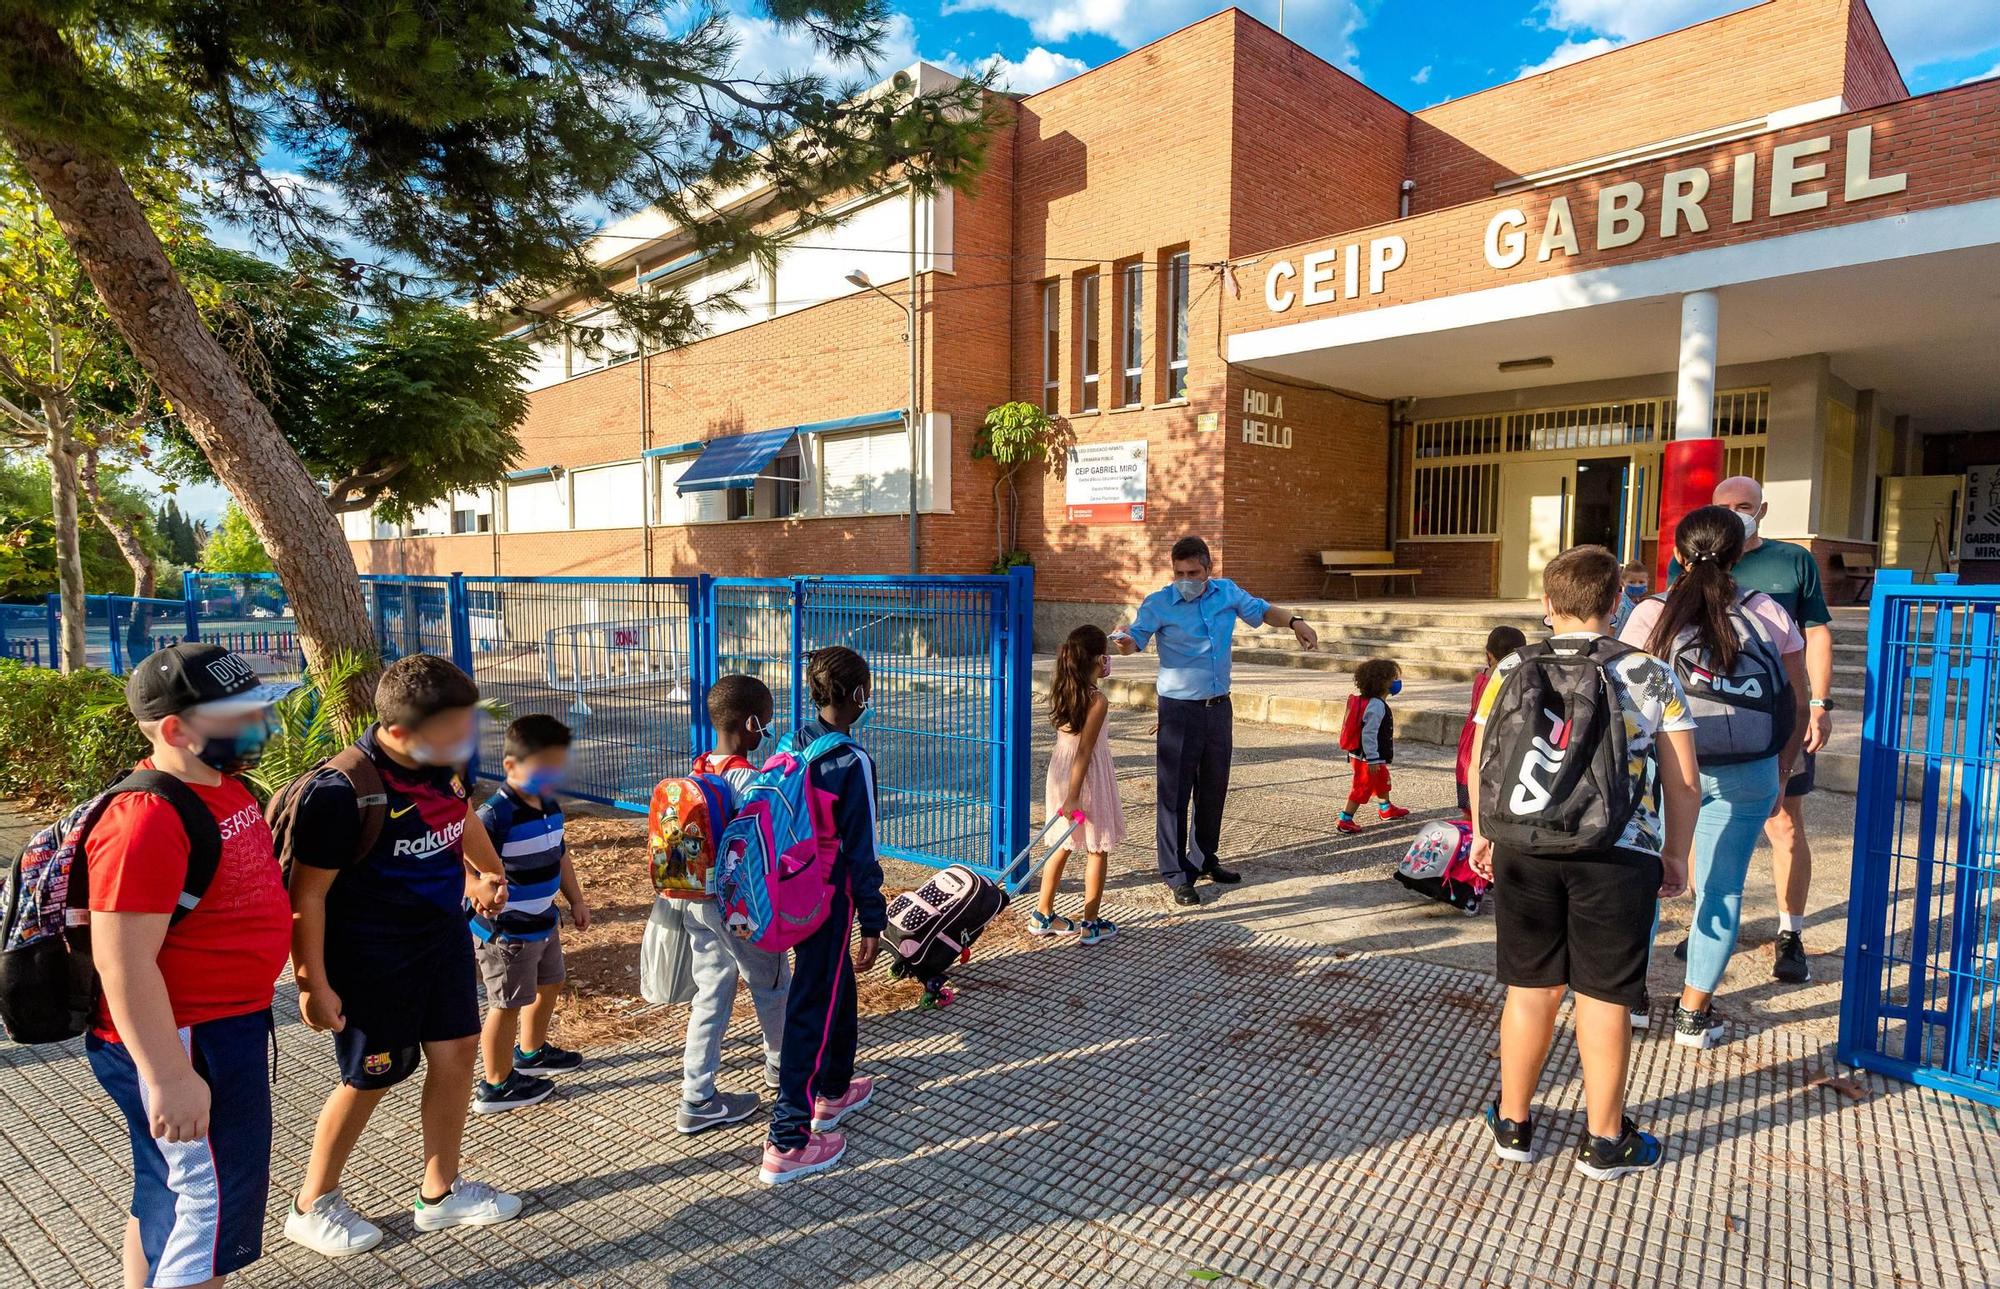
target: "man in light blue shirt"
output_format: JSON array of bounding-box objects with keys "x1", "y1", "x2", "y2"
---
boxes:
[{"x1": 1115, "y1": 535, "x2": 1318, "y2": 905}]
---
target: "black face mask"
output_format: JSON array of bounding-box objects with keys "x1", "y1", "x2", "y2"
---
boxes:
[{"x1": 193, "y1": 718, "x2": 272, "y2": 773}]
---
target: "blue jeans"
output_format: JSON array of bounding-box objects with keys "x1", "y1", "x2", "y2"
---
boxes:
[{"x1": 1684, "y1": 757, "x2": 1784, "y2": 995}]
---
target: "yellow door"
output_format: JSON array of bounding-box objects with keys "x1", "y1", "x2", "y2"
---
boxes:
[
  {"x1": 1880, "y1": 475, "x2": 1961, "y2": 575},
  {"x1": 1500, "y1": 459, "x2": 1574, "y2": 599}
]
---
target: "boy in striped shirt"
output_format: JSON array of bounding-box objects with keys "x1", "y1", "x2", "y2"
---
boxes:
[{"x1": 471, "y1": 715, "x2": 591, "y2": 1112}]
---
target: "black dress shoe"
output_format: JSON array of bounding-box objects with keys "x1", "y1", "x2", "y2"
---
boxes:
[
  {"x1": 1171, "y1": 885, "x2": 1201, "y2": 907},
  {"x1": 1200, "y1": 863, "x2": 1242, "y2": 885}
]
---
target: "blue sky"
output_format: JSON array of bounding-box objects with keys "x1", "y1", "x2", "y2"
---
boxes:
[{"x1": 839, "y1": 0, "x2": 1999, "y2": 100}]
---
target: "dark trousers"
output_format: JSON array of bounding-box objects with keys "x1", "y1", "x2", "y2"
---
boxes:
[
  {"x1": 1156, "y1": 695, "x2": 1233, "y2": 887},
  {"x1": 768, "y1": 892, "x2": 857, "y2": 1150}
]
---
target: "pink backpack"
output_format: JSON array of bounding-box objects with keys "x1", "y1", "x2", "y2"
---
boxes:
[
  {"x1": 1392, "y1": 820, "x2": 1488, "y2": 915},
  {"x1": 711, "y1": 732, "x2": 852, "y2": 951}
]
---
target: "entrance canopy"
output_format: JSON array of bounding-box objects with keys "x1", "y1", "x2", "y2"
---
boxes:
[
  {"x1": 672, "y1": 426, "x2": 798, "y2": 494},
  {"x1": 1229, "y1": 202, "x2": 2000, "y2": 434}
]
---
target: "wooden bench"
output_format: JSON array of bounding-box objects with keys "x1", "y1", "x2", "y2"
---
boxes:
[
  {"x1": 1834, "y1": 550, "x2": 1877, "y2": 604},
  {"x1": 1319, "y1": 549, "x2": 1422, "y2": 599}
]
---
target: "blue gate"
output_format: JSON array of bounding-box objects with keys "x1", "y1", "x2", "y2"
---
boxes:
[
  {"x1": 1840, "y1": 570, "x2": 2000, "y2": 1106},
  {"x1": 164, "y1": 568, "x2": 1036, "y2": 887}
]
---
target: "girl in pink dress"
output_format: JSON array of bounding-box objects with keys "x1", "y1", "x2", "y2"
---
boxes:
[{"x1": 1034, "y1": 625, "x2": 1127, "y2": 945}]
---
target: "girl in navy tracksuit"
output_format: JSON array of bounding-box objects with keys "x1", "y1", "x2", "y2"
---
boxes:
[{"x1": 759, "y1": 646, "x2": 888, "y2": 1185}]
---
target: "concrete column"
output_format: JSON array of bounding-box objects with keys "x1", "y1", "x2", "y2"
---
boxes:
[{"x1": 1674, "y1": 290, "x2": 1719, "y2": 439}]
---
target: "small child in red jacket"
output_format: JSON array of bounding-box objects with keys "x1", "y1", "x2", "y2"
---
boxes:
[
  {"x1": 1338, "y1": 659, "x2": 1407, "y2": 833},
  {"x1": 1455, "y1": 626, "x2": 1528, "y2": 817}
]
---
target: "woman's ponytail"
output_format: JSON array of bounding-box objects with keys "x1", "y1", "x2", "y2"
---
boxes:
[{"x1": 1648, "y1": 504, "x2": 1748, "y2": 672}]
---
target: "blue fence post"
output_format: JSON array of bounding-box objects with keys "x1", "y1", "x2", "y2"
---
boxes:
[
  {"x1": 182, "y1": 576, "x2": 201, "y2": 642},
  {"x1": 43, "y1": 594, "x2": 58, "y2": 669},
  {"x1": 1839, "y1": 570, "x2": 1909, "y2": 1070},
  {"x1": 787, "y1": 578, "x2": 807, "y2": 734},
  {"x1": 690, "y1": 575, "x2": 716, "y2": 761},
  {"x1": 446, "y1": 573, "x2": 474, "y2": 674},
  {"x1": 107, "y1": 597, "x2": 127, "y2": 676},
  {"x1": 1005, "y1": 564, "x2": 1036, "y2": 871}
]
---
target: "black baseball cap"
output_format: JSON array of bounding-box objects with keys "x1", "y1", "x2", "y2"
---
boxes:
[{"x1": 125, "y1": 643, "x2": 299, "y2": 721}]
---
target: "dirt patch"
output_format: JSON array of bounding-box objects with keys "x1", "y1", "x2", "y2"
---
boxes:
[
  {"x1": 1338, "y1": 1006, "x2": 1392, "y2": 1039},
  {"x1": 1435, "y1": 988, "x2": 1493, "y2": 1016},
  {"x1": 545, "y1": 818, "x2": 925, "y2": 1049},
  {"x1": 1292, "y1": 1017, "x2": 1335, "y2": 1039},
  {"x1": 1205, "y1": 944, "x2": 1303, "y2": 978},
  {"x1": 1226, "y1": 1027, "x2": 1262, "y2": 1047}
]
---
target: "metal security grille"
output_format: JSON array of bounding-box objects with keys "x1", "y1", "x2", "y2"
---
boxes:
[
  {"x1": 1843, "y1": 574, "x2": 2000, "y2": 1107},
  {"x1": 1407, "y1": 388, "x2": 1769, "y2": 540}
]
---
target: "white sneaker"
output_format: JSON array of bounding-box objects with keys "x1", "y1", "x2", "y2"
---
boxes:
[
  {"x1": 412, "y1": 1177, "x2": 524, "y2": 1232},
  {"x1": 284, "y1": 1188, "x2": 384, "y2": 1256}
]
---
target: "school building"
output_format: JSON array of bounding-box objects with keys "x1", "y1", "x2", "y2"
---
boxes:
[{"x1": 344, "y1": 0, "x2": 2000, "y2": 638}]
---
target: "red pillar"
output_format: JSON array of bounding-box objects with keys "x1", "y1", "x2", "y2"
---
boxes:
[{"x1": 1657, "y1": 438, "x2": 1726, "y2": 585}]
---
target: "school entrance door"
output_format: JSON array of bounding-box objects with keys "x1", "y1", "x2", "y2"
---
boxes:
[{"x1": 1498, "y1": 455, "x2": 1634, "y2": 598}]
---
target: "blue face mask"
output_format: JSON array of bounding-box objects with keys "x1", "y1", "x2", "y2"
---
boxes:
[
  {"x1": 1388, "y1": 679, "x2": 1403, "y2": 697},
  {"x1": 1624, "y1": 584, "x2": 1647, "y2": 603},
  {"x1": 193, "y1": 716, "x2": 272, "y2": 773},
  {"x1": 520, "y1": 768, "x2": 563, "y2": 799}
]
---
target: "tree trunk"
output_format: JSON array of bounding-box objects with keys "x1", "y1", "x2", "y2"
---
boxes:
[
  {"x1": 1, "y1": 99, "x2": 378, "y2": 707},
  {"x1": 79, "y1": 449, "x2": 155, "y2": 600},
  {"x1": 43, "y1": 403, "x2": 86, "y2": 673}
]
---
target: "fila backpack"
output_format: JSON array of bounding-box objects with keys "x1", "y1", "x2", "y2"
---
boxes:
[
  {"x1": 1648, "y1": 591, "x2": 1795, "y2": 766},
  {"x1": 1477, "y1": 638, "x2": 1641, "y2": 856}
]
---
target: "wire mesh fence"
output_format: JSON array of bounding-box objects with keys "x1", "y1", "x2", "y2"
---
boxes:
[
  {"x1": 21, "y1": 568, "x2": 1034, "y2": 881},
  {"x1": 1841, "y1": 571, "x2": 2000, "y2": 1107}
]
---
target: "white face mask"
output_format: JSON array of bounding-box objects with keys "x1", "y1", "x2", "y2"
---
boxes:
[
  {"x1": 1737, "y1": 510, "x2": 1759, "y2": 540},
  {"x1": 1173, "y1": 578, "x2": 1205, "y2": 602}
]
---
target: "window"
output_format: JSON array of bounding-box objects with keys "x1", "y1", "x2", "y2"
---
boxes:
[
  {"x1": 1078, "y1": 271, "x2": 1100, "y2": 413},
  {"x1": 820, "y1": 426, "x2": 908, "y2": 516},
  {"x1": 406, "y1": 502, "x2": 450, "y2": 537},
  {"x1": 770, "y1": 442, "x2": 803, "y2": 519},
  {"x1": 1040, "y1": 282, "x2": 1060, "y2": 414},
  {"x1": 1164, "y1": 252, "x2": 1191, "y2": 401},
  {"x1": 570, "y1": 461, "x2": 644, "y2": 529},
  {"x1": 726, "y1": 486, "x2": 755, "y2": 521},
  {"x1": 503, "y1": 476, "x2": 567, "y2": 532},
  {"x1": 1120, "y1": 262, "x2": 1144, "y2": 407},
  {"x1": 451, "y1": 508, "x2": 491, "y2": 534},
  {"x1": 521, "y1": 330, "x2": 568, "y2": 391},
  {"x1": 566, "y1": 307, "x2": 637, "y2": 376},
  {"x1": 654, "y1": 456, "x2": 726, "y2": 525}
]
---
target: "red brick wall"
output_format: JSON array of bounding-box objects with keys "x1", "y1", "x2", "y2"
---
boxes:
[
  {"x1": 1395, "y1": 541, "x2": 1500, "y2": 597},
  {"x1": 1408, "y1": 0, "x2": 1856, "y2": 213},
  {"x1": 1841, "y1": 0, "x2": 1907, "y2": 109},
  {"x1": 1231, "y1": 82, "x2": 2000, "y2": 337},
  {"x1": 1222, "y1": 372, "x2": 1391, "y2": 600},
  {"x1": 1008, "y1": 12, "x2": 1241, "y2": 604},
  {"x1": 351, "y1": 529, "x2": 644, "y2": 577},
  {"x1": 1227, "y1": 17, "x2": 1408, "y2": 257}
]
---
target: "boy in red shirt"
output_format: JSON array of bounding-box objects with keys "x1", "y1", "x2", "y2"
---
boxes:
[{"x1": 86, "y1": 643, "x2": 295, "y2": 1288}]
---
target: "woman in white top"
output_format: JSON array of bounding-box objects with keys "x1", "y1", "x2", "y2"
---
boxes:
[{"x1": 1620, "y1": 505, "x2": 1808, "y2": 1050}]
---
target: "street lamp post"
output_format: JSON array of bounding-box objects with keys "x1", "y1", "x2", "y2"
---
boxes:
[{"x1": 846, "y1": 219, "x2": 921, "y2": 576}]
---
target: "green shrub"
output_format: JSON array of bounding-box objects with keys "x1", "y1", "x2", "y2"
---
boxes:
[{"x1": 0, "y1": 661, "x2": 149, "y2": 806}]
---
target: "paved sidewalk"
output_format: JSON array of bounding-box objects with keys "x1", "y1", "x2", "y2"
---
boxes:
[{"x1": 3, "y1": 714, "x2": 1994, "y2": 1287}]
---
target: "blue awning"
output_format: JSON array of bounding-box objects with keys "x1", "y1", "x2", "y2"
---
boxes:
[{"x1": 673, "y1": 427, "x2": 797, "y2": 494}]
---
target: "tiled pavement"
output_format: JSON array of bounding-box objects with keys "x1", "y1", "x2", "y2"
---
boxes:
[{"x1": 5, "y1": 714, "x2": 2000, "y2": 1287}]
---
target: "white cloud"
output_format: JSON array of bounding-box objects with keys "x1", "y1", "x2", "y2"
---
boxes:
[
  {"x1": 1411, "y1": 64, "x2": 1432, "y2": 84},
  {"x1": 984, "y1": 46, "x2": 1091, "y2": 93},
  {"x1": 1963, "y1": 61, "x2": 2000, "y2": 84},
  {"x1": 1516, "y1": 35, "x2": 1620, "y2": 78},
  {"x1": 1539, "y1": 0, "x2": 1722, "y2": 43},
  {"x1": 940, "y1": 0, "x2": 1366, "y2": 74}
]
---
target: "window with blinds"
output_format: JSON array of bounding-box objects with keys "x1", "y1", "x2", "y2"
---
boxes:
[
  {"x1": 571, "y1": 461, "x2": 644, "y2": 529},
  {"x1": 504, "y1": 477, "x2": 567, "y2": 532},
  {"x1": 819, "y1": 427, "x2": 909, "y2": 516}
]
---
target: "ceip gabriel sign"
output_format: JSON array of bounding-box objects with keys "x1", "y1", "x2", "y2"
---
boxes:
[{"x1": 1264, "y1": 124, "x2": 1907, "y2": 314}]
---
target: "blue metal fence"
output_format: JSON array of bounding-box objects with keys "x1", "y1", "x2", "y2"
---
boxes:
[
  {"x1": 99, "y1": 567, "x2": 1036, "y2": 885},
  {"x1": 1841, "y1": 570, "x2": 2000, "y2": 1107}
]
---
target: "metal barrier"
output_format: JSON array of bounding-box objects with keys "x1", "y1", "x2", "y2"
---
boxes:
[
  {"x1": 0, "y1": 601, "x2": 53, "y2": 668},
  {"x1": 1841, "y1": 571, "x2": 2000, "y2": 1107},
  {"x1": 27, "y1": 568, "x2": 1035, "y2": 884}
]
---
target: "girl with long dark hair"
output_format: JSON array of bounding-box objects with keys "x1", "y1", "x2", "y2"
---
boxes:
[
  {"x1": 1619, "y1": 505, "x2": 1808, "y2": 1048},
  {"x1": 1035, "y1": 625, "x2": 1125, "y2": 945}
]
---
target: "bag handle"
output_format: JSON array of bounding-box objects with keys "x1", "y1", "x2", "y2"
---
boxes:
[{"x1": 999, "y1": 811, "x2": 1083, "y2": 895}]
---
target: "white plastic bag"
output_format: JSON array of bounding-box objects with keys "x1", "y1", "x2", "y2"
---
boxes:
[{"x1": 639, "y1": 896, "x2": 698, "y2": 1006}]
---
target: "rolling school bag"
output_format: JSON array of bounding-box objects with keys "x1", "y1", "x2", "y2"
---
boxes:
[
  {"x1": 1476, "y1": 637, "x2": 1641, "y2": 856},
  {"x1": 0, "y1": 772, "x2": 223, "y2": 1045},
  {"x1": 1392, "y1": 819, "x2": 1487, "y2": 915},
  {"x1": 882, "y1": 812, "x2": 1080, "y2": 997}
]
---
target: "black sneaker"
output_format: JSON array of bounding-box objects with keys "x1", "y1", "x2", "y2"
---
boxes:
[
  {"x1": 1171, "y1": 885, "x2": 1201, "y2": 908},
  {"x1": 514, "y1": 1042, "x2": 583, "y2": 1073},
  {"x1": 1484, "y1": 1104, "x2": 1534, "y2": 1164},
  {"x1": 1200, "y1": 863, "x2": 1242, "y2": 885},
  {"x1": 1773, "y1": 931, "x2": 1811, "y2": 983},
  {"x1": 471, "y1": 1071, "x2": 555, "y2": 1115},
  {"x1": 1574, "y1": 1118, "x2": 1664, "y2": 1180},
  {"x1": 1630, "y1": 991, "x2": 1651, "y2": 1032},
  {"x1": 1673, "y1": 1004, "x2": 1724, "y2": 1050}
]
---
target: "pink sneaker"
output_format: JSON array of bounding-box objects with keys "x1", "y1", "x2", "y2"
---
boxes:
[
  {"x1": 811, "y1": 1075, "x2": 875, "y2": 1131},
  {"x1": 758, "y1": 1131, "x2": 847, "y2": 1185}
]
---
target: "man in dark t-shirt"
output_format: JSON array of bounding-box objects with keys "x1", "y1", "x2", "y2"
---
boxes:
[{"x1": 1670, "y1": 476, "x2": 1833, "y2": 985}]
